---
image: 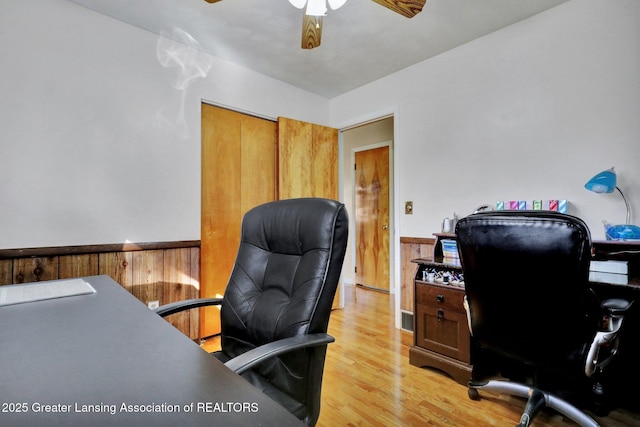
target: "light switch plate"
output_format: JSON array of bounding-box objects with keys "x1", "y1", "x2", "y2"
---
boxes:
[{"x1": 405, "y1": 201, "x2": 413, "y2": 215}]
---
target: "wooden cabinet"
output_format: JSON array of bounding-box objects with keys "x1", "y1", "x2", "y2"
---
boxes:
[{"x1": 409, "y1": 234, "x2": 472, "y2": 385}]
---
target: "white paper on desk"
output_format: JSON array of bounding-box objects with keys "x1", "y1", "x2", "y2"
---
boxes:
[{"x1": 0, "y1": 278, "x2": 96, "y2": 307}]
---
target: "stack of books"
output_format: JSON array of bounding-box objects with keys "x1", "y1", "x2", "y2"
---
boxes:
[{"x1": 589, "y1": 260, "x2": 628, "y2": 285}]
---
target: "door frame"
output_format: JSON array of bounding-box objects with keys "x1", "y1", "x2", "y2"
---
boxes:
[
  {"x1": 351, "y1": 141, "x2": 394, "y2": 293},
  {"x1": 337, "y1": 106, "x2": 401, "y2": 328}
]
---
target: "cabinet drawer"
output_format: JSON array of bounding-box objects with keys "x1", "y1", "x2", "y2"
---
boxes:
[
  {"x1": 415, "y1": 303, "x2": 471, "y2": 362},
  {"x1": 416, "y1": 283, "x2": 465, "y2": 313}
]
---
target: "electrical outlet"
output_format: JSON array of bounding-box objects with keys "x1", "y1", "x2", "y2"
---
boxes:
[
  {"x1": 148, "y1": 300, "x2": 159, "y2": 310},
  {"x1": 405, "y1": 201, "x2": 413, "y2": 215}
]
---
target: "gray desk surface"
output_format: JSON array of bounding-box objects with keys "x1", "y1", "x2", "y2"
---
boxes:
[{"x1": 0, "y1": 275, "x2": 304, "y2": 427}]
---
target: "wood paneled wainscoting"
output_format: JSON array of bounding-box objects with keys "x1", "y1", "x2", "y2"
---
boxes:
[
  {"x1": 400, "y1": 237, "x2": 435, "y2": 333},
  {"x1": 0, "y1": 241, "x2": 200, "y2": 339}
]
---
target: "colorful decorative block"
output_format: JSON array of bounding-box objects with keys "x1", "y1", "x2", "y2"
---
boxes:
[
  {"x1": 558, "y1": 199, "x2": 568, "y2": 214},
  {"x1": 495, "y1": 200, "x2": 568, "y2": 214}
]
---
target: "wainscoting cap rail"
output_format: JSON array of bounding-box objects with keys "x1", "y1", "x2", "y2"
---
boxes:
[{"x1": 0, "y1": 240, "x2": 201, "y2": 259}]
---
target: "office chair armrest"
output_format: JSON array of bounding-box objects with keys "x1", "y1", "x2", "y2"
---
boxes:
[
  {"x1": 585, "y1": 298, "x2": 633, "y2": 377},
  {"x1": 463, "y1": 296, "x2": 473, "y2": 336},
  {"x1": 224, "y1": 333, "x2": 335, "y2": 375},
  {"x1": 601, "y1": 298, "x2": 632, "y2": 317},
  {"x1": 153, "y1": 298, "x2": 223, "y2": 317}
]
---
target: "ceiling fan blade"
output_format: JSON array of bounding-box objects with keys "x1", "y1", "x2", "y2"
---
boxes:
[
  {"x1": 301, "y1": 13, "x2": 323, "y2": 49},
  {"x1": 371, "y1": 0, "x2": 426, "y2": 18},
  {"x1": 203, "y1": 0, "x2": 222, "y2": 3}
]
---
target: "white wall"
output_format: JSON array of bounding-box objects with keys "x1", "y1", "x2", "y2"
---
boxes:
[
  {"x1": 2, "y1": 0, "x2": 638, "y2": 251},
  {"x1": 330, "y1": 0, "x2": 640, "y2": 241},
  {"x1": 0, "y1": 0, "x2": 330, "y2": 249}
]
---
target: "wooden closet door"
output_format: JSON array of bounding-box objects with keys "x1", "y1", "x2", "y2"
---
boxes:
[
  {"x1": 278, "y1": 117, "x2": 338, "y2": 200},
  {"x1": 278, "y1": 117, "x2": 341, "y2": 308},
  {"x1": 201, "y1": 104, "x2": 276, "y2": 338}
]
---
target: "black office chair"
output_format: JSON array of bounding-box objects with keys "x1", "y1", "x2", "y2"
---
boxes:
[
  {"x1": 456, "y1": 211, "x2": 632, "y2": 427},
  {"x1": 155, "y1": 198, "x2": 348, "y2": 426}
]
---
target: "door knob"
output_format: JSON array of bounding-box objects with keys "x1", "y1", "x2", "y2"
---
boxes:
[{"x1": 382, "y1": 224, "x2": 389, "y2": 230}]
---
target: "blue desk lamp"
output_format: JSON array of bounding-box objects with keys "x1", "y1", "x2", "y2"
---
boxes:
[{"x1": 585, "y1": 167, "x2": 640, "y2": 240}]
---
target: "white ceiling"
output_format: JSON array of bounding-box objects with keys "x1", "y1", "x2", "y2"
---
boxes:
[{"x1": 66, "y1": 0, "x2": 569, "y2": 98}]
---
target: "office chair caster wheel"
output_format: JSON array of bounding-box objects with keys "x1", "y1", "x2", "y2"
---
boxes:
[{"x1": 468, "y1": 387, "x2": 480, "y2": 400}]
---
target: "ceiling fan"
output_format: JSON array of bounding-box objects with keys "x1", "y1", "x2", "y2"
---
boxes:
[{"x1": 204, "y1": 0, "x2": 426, "y2": 50}]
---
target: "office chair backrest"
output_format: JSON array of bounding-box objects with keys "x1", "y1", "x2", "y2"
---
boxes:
[
  {"x1": 456, "y1": 211, "x2": 595, "y2": 368},
  {"x1": 219, "y1": 198, "x2": 348, "y2": 424}
]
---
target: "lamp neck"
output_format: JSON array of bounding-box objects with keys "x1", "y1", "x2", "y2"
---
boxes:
[{"x1": 615, "y1": 186, "x2": 631, "y2": 224}]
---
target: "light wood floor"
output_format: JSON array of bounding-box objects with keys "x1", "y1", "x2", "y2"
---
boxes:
[{"x1": 202, "y1": 285, "x2": 639, "y2": 426}]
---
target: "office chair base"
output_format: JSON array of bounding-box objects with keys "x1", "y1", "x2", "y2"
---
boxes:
[{"x1": 469, "y1": 380, "x2": 600, "y2": 427}]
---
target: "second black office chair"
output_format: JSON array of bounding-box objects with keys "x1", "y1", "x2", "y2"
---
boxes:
[
  {"x1": 155, "y1": 198, "x2": 348, "y2": 426},
  {"x1": 456, "y1": 211, "x2": 632, "y2": 427}
]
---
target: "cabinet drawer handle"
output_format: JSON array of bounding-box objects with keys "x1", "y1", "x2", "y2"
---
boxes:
[
  {"x1": 437, "y1": 309, "x2": 445, "y2": 322},
  {"x1": 436, "y1": 294, "x2": 445, "y2": 303}
]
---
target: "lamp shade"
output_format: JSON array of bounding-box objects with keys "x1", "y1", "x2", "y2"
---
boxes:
[{"x1": 585, "y1": 168, "x2": 616, "y2": 194}]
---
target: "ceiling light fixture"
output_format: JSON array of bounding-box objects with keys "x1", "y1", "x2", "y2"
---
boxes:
[
  {"x1": 288, "y1": 0, "x2": 348, "y2": 16},
  {"x1": 287, "y1": 0, "x2": 425, "y2": 50}
]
